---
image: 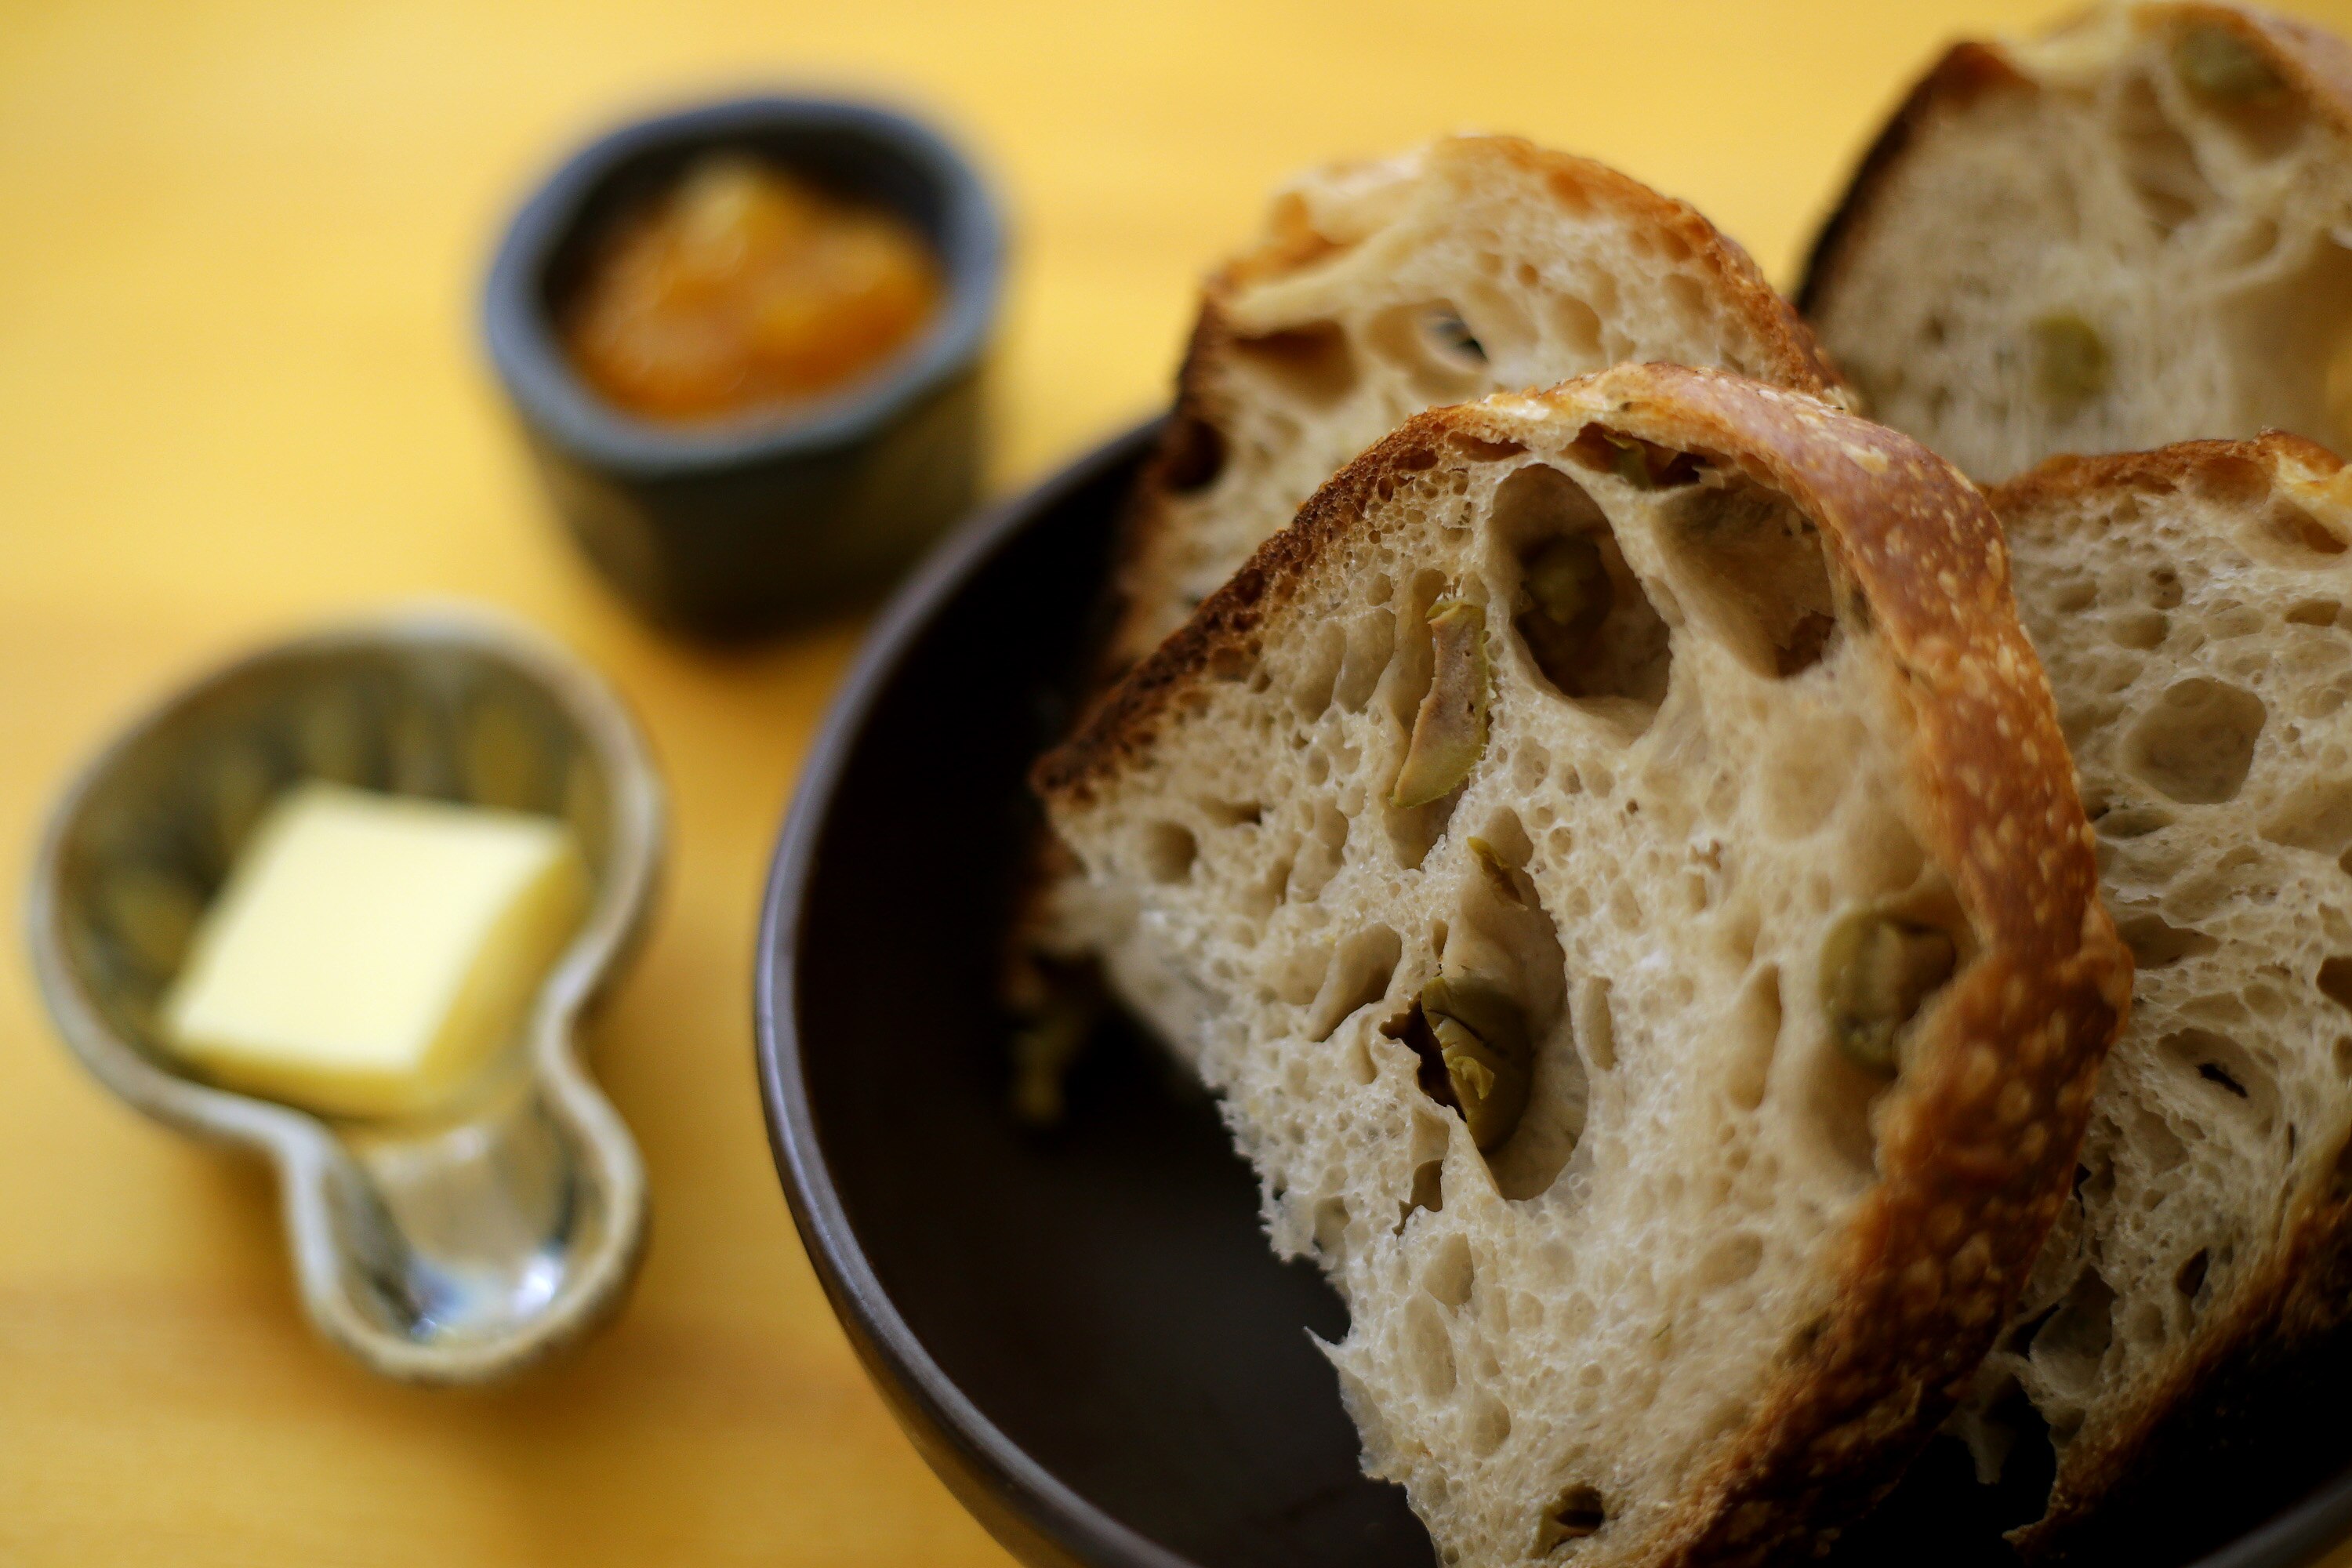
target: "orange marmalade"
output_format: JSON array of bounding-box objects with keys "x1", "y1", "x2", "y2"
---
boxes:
[{"x1": 562, "y1": 155, "x2": 942, "y2": 422}]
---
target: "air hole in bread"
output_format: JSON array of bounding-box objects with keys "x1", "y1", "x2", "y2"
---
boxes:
[
  {"x1": 1229, "y1": 321, "x2": 1358, "y2": 408},
  {"x1": 1451, "y1": 434, "x2": 1528, "y2": 463},
  {"x1": 1138, "y1": 820, "x2": 1197, "y2": 883},
  {"x1": 2112, "y1": 906, "x2": 2218, "y2": 969},
  {"x1": 1334, "y1": 606, "x2": 1396, "y2": 713},
  {"x1": 1314, "y1": 1196, "x2": 1352, "y2": 1254},
  {"x1": 2096, "y1": 804, "x2": 2174, "y2": 840},
  {"x1": 2287, "y1": 599, "x2": 2343, "y2": 627},
  {"x1": 1273, "y1": 940, "x2": 1330, "y2": 1007},
  {"x1": 2262, "y1": 778, "x2": 2352, "y2": 853},
  {"x1": 2031, "y1": 1269, "x2": 2118, "y2": 1399},
  {"x1": 2216, "y1": 241, "x2": 2352, "y2": 457},
  {"x1": 2160, "y1": 1029, "x2": 2270, "y2": 1118},
  {"x1": 2317, "y1": 956, "x2": 2352, "y2": 1012},
  {"x1": 1565, "y1": 424, "x2": 1702, "y2": 489},
  {"x1": 1696, "y1": 1231, "x2": 1766, "y2": 1291},
  {"x1": 1399, "y1": 1157, "x2": 1445, "y2": 1230},
  {"x1": 1494, "y1": 464, "x2": 1673, "y2": 726},
  {"x1": 1406, "y1": 1294, "x2": 1457, "y2": 1398},
  {"x1": 1306, "y1": 924, "x2": 1402, "y2": 1041},
  {"x1": 1366, "y1": 301, "x2": 1488, "y2": 401},
  {"x1": 1465, "y1": 1388, "x2": 1512, "y2": 1459},
  {"x1": 1287, "y1": 800, "x2": 1349, "y2": 902},
  {"x1": 2123, "y1": 677, "x2": 2266, "y2": 803},
  {"x1": 1659, "y1": 478, "x2": 1841, "y2": 679},
  {"x1": 1579, "y1": 978, "x2": 1617, "y2": 1072},
  {"x1": 2114, "y1": 72, "x2": 2215, "y2": 238},
  {"x1": 2148, "y1": 567, "x2": 2187, "y2": 610},
  {"x1": 1201, "y1": 797, "x2": 1262, "y2": 828},
  {"x1": 1550, "y1": 295, "x2": 1604, "y2": 356},
  {"x1": 1724, "y1": 966, "x2": 1783, "y2": 1112},
  {"x1": 1455, "y1": 279, "x2": 1537, "y2": 365},
  {"x1": 1160, "y1": 411, "x2": 1227, "y2": 495},
  {"x1": 2255, "y1": 499, "x2": 2351, "y2": 561},
  {"x1": 2197, "y1": 1058, "x2": 2249, "y2": 1097},
  {"x1": 2110, "y1": 609, "x2": 2169, "y2": 650},
  {"x1": 1758, "y1": 711, "x2": 1869, "y2": 840},
  {"x1": 1534, "y1": 1483, "x2": 1607, "y2": 1552},
  {"x1": 1426, "y1": 1232, "x2": 1475, "y2": 1310},
  {"x1": 1292, "y1": 620, "x2": 1347, "y2": 717},
  {"x1": 2174, "y1": 1247, "x2": 2212, "y2": 1304}
]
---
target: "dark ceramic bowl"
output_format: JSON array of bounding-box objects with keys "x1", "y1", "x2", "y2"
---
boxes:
[
  {"x1": 484, "y1": 96, "x2": 1003, "y2": 640},
  {"x1": 754, "y1": 423, "x2": 2352, "y2": 1568}
]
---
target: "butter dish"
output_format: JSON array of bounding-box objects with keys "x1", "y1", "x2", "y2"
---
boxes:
[{"x1": 27, "y1": 604, "x2": 663, "y2": 1383}]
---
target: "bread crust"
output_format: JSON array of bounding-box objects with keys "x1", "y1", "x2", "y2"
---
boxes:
[
  {"x1": 1798, "y1": 3, "x2": 2352, "y2": 323},
  {"x1": 1986, "y1": 432, "x2": 2352, "y2": 1562},
  {"x1": 1040, "y1": 365, "x2": 2132, "y2": 1566}
]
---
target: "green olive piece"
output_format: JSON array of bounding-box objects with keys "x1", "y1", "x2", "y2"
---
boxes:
[
  {"x1": 1610, "y1": 437, "x2": 1654, "y2": 490},
  {"x1": 1466, "y1": 834, "x2": 1525, "y2": 903},
  {"x1": 2174, "y1": 22, "x2": 2281, "y2": 100},
  {"x1": 1392, "y1": 596, "x2": 1490, "y2": 808},
  {"x1": 1820, "y1": 908, "x2": 1958, "y2": 1073},
  {"x1": 1525, "y1": 534, "x2": 1612, "y2": 636},
  {"x1": 2032, "y1": 314, "x2": 2111, "y2": 409},
  {"x1": 1420, "y1": 973, "x2": 1532, "y2": 1150}
]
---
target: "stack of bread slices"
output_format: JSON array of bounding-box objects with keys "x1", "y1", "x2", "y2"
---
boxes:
[{"x1": 1022, "y1": 5, "x2": 2352, "y2": 1566}]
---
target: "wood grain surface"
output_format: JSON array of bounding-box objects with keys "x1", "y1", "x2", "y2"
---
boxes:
[{"x1": 3, "y1": 1, "x2": 2348, "y2": 1562}]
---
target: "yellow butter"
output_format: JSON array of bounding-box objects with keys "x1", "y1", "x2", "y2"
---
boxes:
[{"x1": 160, "y1": 781, "x2": 590, "y2": 1119}]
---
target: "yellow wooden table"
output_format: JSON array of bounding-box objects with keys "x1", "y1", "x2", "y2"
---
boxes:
[{"x1": 6, "y1": 1, "x2": 2350, "y2": 1561}]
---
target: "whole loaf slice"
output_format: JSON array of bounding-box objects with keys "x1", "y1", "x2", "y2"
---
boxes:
[
  {"x1": 1800, "y1": 1, "x2": 2352, "y2": 481},
  {"x1": 1105, "y1": 133, "x2": 1839, "y2": 677},
  {"x1": 1013, "y1": 136, "x2": 1841, "y2": 1109},
  {"x1": 1951, "y1": 434, "x2": 2352, "y2": 1556},
  {"x1": 1035, "y1": 365, "x2": 2130, "y2": 1568}
]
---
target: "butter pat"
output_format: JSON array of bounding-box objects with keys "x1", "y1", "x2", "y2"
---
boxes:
[{"x1": 161, "y1": 782, "x2": 590, "y2": 1119}]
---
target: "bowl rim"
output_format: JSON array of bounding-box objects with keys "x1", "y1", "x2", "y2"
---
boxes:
[
  {"x1": 481, "y1": 92, "x2": 1004, "y2": 481},
  {"x1": 757, "y1": 418, "x2": 1186, "y2": 1568},
  {"x1": 750, "y1": 419, "x2": 2352, "y2": 1568},
  {"x1": 24, "y1": 600, "x2": 666, "y2": 1384}
]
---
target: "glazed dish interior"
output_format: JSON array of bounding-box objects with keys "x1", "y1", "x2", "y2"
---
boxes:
[{"x1": 48, "y1": 638, "x2": 630, "y2": 1347}]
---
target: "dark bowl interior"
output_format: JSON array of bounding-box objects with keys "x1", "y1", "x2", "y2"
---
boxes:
[{"x1": 756, "y1": 422, "x2": 2352, "y2": 1568}]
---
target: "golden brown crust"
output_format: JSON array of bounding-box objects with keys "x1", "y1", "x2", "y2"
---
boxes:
[
  {"x1": 1036, "y1": 364, "x2": 2131, "y2": 1565},
  {"x1": 1985, "y1": 433, "x2": 2352, "y2": 1560},
  {"x1": 1798, "y1": 3, "x2": 2352, "y2": 321},
  {"x1": 1987, "y1": 428, "x2": 2347, "y2": 518}
]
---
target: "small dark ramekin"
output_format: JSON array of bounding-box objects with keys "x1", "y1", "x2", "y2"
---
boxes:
[{"x1": 484, "y1": 95, "x2": 1004, "y2": 640}]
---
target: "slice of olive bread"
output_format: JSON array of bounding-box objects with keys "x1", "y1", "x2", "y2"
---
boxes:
[
  {"x1": 1107, "y1": 132, "x2": 1840, "y2": 677},
  {"x1": 1800, "y1": 2, "x2": 2352, "y2": 482},
  {"x1": 1034, "y1": 365, "x2": 2130, "y2": 1568},
  {"x1": 1012, "y1": 137, "x2": 1841, "y2": 1112},
  {"x1": 1948, "y1": 434, "x2": 2352, "y2": 1555}
]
